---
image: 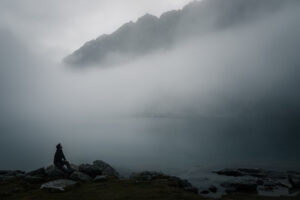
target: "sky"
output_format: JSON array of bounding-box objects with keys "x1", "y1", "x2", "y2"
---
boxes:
[
  {"x1": 0, "y1": 0, "x2": 300, "y2": 172},
  {"x1": 0, "y1": 0, "x2": 193, "y2": 60}
]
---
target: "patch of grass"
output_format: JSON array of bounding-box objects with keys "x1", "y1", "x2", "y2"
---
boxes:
[
  {"x1": 1, "y1": 179, "x2": 299, "y2": 200},
  {"x1": 0, "y1": 179, "x2": 207, "y2": 200}
]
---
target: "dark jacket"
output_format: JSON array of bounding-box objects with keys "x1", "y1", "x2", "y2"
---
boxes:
[{"x1": 54, "y1": 149, "x2": 66, "y2": 164}]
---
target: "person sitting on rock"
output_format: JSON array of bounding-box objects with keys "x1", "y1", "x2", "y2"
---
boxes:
[{"x1": 54, "y1": 143, "x2": 73, "y2": 173}]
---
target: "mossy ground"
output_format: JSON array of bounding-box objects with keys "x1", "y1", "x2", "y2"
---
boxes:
[{"x1": 0, "y1": 178, "x2": 299, "y2": 200}]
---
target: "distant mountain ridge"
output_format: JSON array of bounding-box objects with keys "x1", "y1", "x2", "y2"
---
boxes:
[{"x1": 64, "y1": 0, "x2": 296, "y2": 67}]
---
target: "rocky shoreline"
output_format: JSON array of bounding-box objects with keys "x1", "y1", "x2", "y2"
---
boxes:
[{"x1": 1, "y1": 161, "x2": 300, "y2": 199}]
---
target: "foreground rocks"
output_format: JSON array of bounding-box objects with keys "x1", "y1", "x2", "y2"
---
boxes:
[
  {"x1": 211, "y1": 168, "x2": 300, "y2": 197},
  {"x1": 0, "y1": 161, "x2": 201, "y2": 199},
  {"x1": 0, "y1": 160, "x2": 120, "y2": 193},
  {"x1": 1, "y1": 164, "x2": 299, "y2": 198}
]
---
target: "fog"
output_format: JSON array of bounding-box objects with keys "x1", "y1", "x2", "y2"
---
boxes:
[{"x1": 0, "y1": 1, "x2": 300, "y2": 173}]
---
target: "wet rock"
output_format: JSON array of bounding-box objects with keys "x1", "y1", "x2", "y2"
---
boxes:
[
  {"x1": 94, "y1": 175, "x2": 107, "y2": 182},
  {"x1": 70, "y1": 171, "x2": 92, "y2": 182},
  {"x1": 40, "y1": 179, "x2": 77, "y2": 192}
]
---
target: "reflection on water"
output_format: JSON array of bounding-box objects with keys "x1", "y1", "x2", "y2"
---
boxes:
[{"x1": 1, "y1": 116, "x2": 299, "y2": 172}]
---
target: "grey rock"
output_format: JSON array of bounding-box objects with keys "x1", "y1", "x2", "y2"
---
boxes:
[
  {"x1": 70, "y1": 163, "x2": 79, "y2": 171},
  {"x1": 70, "y1": 171, "x2": 92, "y2": 182},
  {"x1": 40, "y1": 179, "x2": 77, "y2": 192},
  {"x1": 79, "y1": 160, "x2": 119, "y2": 178},
  {"x1": 78, "y1": 164, "x2": 102, "y2": 178},
  {"x1": 93, "y1": 160, "x2": 119, "y2": 178},
  {"x1": 45, "y1": 165, "x2": 68, "y2": 178}
]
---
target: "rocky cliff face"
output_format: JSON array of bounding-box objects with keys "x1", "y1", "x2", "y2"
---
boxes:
[{"x1": 64, "y1": 0, "x2": 296, "y2": 67}]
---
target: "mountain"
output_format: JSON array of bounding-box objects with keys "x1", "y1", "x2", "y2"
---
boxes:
[{"x1": 64, "y1": 0, "x2": 296, "y2": 67}]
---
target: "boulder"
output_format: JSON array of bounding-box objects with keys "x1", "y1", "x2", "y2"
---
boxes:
[
  {"x1": 70, "y1": 171, "x2": 92, "y2": 182},
  {"x1": 79, "y1": 160, "x2": 119, "y2": 178},
  {"x1": 45, "y1": 165, "x2": 68, "y2": 178},
  {"x1": 40, "y1": 179, "x2": 77, "y2": 192},
  {"x1": 78, "y1": 164, "x2": 102, "y2": 178},
  {"x1": 93, "y1": 160, "x2": 119, "y2": 178},
  {"x1": 70, "y1": 163, "x2": 79, "y2": 171}
]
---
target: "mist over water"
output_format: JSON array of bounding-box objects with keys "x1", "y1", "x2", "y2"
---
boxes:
[{"x1": 0, "y1": 1, "x2": 300, "y2": 174}]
